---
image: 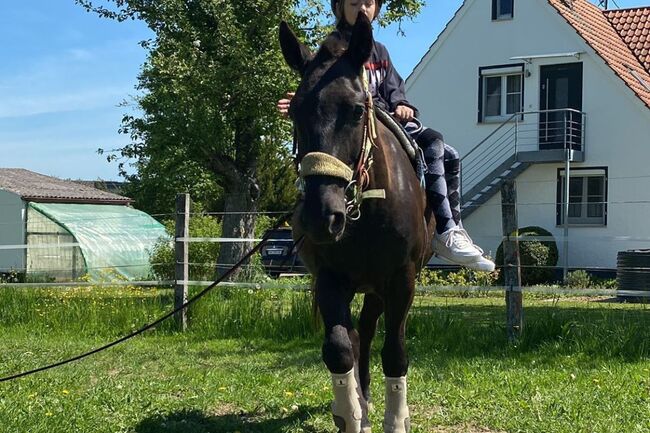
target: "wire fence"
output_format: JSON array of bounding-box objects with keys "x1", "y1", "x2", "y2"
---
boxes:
[{"x1": 1, "y1": 186, "x2": 650, "y2": 299}]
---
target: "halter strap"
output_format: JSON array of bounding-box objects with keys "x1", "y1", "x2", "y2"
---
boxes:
[{"x1": 296, "y1": 69, "x2": 386, "y2": 221}]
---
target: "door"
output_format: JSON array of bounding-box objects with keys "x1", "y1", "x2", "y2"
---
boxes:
[{"x1": 539, "y1": 63, "x2": 583, "y2": 150}]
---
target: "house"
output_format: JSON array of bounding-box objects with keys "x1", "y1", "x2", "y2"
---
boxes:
[
  {"x1": 406, "y1": 0, "x2": 650, "y2": 272},
  {"x1": 0, "y1": 168, "x2": 167, "y2": 281}
]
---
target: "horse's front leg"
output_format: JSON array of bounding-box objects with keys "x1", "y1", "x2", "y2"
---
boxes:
[
  {"x1": 358, "y1": 293, "x2": 384, "y2": 405},
  {"x1": 316, "y1": 271, "x2": 370, "y2": 433},
  {"x1": 381, "y1": 266, "x2": 416, "y2": 433}
]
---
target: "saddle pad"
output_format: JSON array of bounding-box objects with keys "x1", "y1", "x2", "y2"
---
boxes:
[{"x1": 374, "y1": 107, "x2": 426, "y2": 180}]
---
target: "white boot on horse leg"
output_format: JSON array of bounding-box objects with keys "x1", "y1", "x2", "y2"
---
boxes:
[
  {"x1": 331, "y1": 369, "x2": 364, "y2": 433},
  {"x1": 383, "y1": 376, "x2": 410, "y2": 433}
]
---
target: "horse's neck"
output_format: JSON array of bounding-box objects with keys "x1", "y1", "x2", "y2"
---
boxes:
[{"x1": 371, "y1": 123, "x2": 414, "y2": 192}]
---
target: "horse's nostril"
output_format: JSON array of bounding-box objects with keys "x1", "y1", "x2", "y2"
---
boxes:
[{"x1": 327, "y1": 212, "x2": 346, "y2": 236}]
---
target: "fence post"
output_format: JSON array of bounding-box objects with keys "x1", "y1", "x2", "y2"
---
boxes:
[
  {"x1": 501, "y1": 179, "x2": 523, "y2": 341},
  {"x1": 175, "y1": 193, "x2": 190, "y2": 331}
]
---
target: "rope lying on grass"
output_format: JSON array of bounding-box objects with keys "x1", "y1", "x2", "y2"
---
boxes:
[{"x1": 0, "y1": 212, "x2": 294, "y2": 384}]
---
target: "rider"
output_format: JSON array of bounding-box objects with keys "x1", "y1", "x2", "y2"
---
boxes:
[{"x1": 278, "y1": 0, "x2": 495, "y2": 273}]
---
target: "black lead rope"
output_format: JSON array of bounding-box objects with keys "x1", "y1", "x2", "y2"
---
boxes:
[{"x1": 0, "y1": 212, "x2": 294, "y2": 384}]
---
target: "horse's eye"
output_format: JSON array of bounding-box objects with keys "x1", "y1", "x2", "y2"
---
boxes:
[{"x1": 352, "y1": 104, "x2": 365, "y2": 122}]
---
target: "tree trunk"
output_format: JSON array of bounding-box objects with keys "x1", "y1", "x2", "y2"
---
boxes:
[{"x1": 216, "y1": 176, "x2": 257, "y2": 281}]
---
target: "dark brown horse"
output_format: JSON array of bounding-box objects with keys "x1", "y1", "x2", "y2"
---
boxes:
[{"x1": 280, "y1": 13, "x2": 434, "y2": 433}]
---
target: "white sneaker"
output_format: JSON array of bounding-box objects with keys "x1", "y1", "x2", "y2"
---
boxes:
[{"x1": 433, "y1": 227, "x2": 496, "y2": 272}]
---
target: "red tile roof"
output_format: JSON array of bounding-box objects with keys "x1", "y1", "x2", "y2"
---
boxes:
[
  {"x1": 548, "y1": 0, "x2": 650, "y2": 109},
  {"x1": 604, "y1": 7, "x2": 650, "y2": 73}
]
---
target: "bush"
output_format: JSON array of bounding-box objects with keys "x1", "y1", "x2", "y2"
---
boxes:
[
  {"x1": 149, "y1": 213, "x2": 278, "y2": 283},
  {"x1": 149, "y1": 213, "x2": 222, "y2": 281},
  {"x1": 417, "y1": 268, "x2": 498, "y2": 288},
  {"x1": 496, "y1": 226, "x2": 558, "y2": 286},
  {"x1": 565, "y1": 270, "x2": 591, "y2": 289}
]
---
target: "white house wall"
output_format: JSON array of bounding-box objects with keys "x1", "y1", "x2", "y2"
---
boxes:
[
  {"x1": 0, "y1": 190, "x2": 25, "y2": 273},
  {"x1": 406, "y1": 0, "x2": 650, "y2": 269}
]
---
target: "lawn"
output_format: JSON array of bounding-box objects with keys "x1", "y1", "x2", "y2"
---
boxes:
[{"x1": 0, "y1": 286, "x2": 648, "y2": 433}]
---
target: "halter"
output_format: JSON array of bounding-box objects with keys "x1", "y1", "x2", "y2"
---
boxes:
[{"x1": 297, "y1": 70, "x2": 386, "y2": 221}]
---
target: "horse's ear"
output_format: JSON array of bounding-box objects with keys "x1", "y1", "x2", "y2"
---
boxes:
[
  {"x1": 279, "y1": 21, "x2": 311, "y2": 73},
  {"x1": 346, "y1": 13, "x2": 373, "y2": 71}
]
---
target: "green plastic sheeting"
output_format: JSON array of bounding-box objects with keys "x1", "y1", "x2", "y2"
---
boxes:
[{"x1": 29, "y1": 203, "x2": 168, "y2": 281}]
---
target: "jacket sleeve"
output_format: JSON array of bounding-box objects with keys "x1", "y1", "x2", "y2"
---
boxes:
[{"x1": 379, "y1": 46, "x2": 420, "y2": 117}]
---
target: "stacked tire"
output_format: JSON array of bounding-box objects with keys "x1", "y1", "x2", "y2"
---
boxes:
[{"x1": 617, "y1": 250, "x2": 650, "y2": 301}]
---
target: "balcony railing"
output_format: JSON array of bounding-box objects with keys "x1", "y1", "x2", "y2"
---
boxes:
[{"x1": 461, "y1": 108, "x2": 586, "y2": 196}]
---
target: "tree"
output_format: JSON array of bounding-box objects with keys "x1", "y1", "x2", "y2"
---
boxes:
[{"x1": 77, "y1": 0, "x2": 424, "y2": 279}]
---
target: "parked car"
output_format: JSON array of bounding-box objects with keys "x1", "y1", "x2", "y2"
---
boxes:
[{"x1": 260, "y1": 226, "x2": 305, "y2": 277}]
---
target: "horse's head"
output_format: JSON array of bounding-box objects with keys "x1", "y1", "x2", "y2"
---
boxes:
[{"x1": 280, "y1": 14, "x2": 373, "y2": 244}]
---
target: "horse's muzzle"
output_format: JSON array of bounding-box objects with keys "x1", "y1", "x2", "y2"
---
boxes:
[{"x1": 301, "y1": 176, "x2": 347, "y2": 244}]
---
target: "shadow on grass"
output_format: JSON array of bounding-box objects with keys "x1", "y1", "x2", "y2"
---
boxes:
[{"x1": 134, "y1": 405, "x2": 328, "y2": 433}]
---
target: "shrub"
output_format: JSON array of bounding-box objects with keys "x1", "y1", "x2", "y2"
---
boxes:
[
  {"x1": 565, "y1": 270, "x2": 592, "y2": 289},
  {"x1": 149, "y1": 213, "x2": 278, "y2": 283},
  {"x1": 417, "y1": 268, "x2": 498, "y2": 288},
  {"x1": 496, "y1": 226, "x2": 559, "y2": 286},
  {"x1": 150, "y1": 213, "x2": 222, "y2": 281}
]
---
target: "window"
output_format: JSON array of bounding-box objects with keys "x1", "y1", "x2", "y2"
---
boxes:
[
  {"x1": 478, "y1": 65, "x2": 524, "y2": 122},
  {"x1": 557, "y1": 168, "x2": 607, "y2": 226},
  {"x1": 492, "y1": 0, "x2": 514, "y2": 20}
]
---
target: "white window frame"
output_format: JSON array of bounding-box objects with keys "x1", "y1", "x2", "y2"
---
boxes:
[
  {"x1": 479, "y1": 65, "x2": 523, "y2": 123},
  {"x1": 557, "y1": 168, "x2": 608, "y2": 227}
]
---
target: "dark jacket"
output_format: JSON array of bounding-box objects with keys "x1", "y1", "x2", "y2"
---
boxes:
[
  {"x1": 365, "y1": 40, "x2": 419, "y2": 117},
  {"x1": 335, "y1": 23, "x2": 419, "y2": 117}
]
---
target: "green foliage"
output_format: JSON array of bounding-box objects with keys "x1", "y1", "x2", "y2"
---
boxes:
[
  {"x1": 417, "y1": 268, "x2": 498, "y2": 289},
  {"x1": 150, "y1": 212, "x2": 222, "y2": 281},
  {"x1": 496, "y1": 226, "x2": 559, "y2": 286},
  {"x1": 0, "y1": 270, "x2": 24, "y2": 284},
  {"x1": 565, "y1": 270, "x2": 592, "y2": 289},
  {"x1": 77, "y1": 0, "x2": 425, "y2": 216}
]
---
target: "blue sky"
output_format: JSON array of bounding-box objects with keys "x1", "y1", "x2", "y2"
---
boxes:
[{"x1": 1, "y1": 0, "x2": 648, "y2": 181}]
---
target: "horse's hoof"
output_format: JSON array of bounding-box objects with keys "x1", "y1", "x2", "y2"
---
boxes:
[
  {"x1": 361, "y1": 427, "x2": 372, "y2": 433},
  {"x1": 367, "y1": 402, "x2": 375, "y2": 413}
]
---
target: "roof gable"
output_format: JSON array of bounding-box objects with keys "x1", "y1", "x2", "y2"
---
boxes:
[
  {"x1": 548, "y1": 0, "x2": 650, "y2": 109},
  {"x1": 604, "y1": 7, "x2": 650, "y2": 73},
  {"x1": 0, "y1": 168, "x2": 131, "y2": 205}
]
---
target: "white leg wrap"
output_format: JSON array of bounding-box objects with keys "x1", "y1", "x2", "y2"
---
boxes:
[
  {"x1": 383, "y1": 376, "x2": 410, "y2": 433},
  {"x1": 331, "y1": 368, "x2": 363, "y2": 433}
]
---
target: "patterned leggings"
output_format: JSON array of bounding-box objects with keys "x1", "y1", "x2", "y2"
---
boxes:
[{"x1": 405, "y1": 121, "x2": 461, "y2": 234}]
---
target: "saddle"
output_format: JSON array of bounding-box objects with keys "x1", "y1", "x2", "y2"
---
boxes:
[{"x1": 374, "y1": 107, "x2": 427, "y2": 186}]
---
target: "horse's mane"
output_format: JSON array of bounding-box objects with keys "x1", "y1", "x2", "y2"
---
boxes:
[{"x1": 303, "y1": 31, "x2": 349, "y2": 77}]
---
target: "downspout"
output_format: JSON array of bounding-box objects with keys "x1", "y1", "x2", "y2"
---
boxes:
[{"x1": 563, "y1": 112, "x2": 570, "y2": 282}]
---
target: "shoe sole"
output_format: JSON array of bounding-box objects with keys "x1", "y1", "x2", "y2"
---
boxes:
[{"x1": 434, "y1": 252, "x2": 495, "y2": 272}]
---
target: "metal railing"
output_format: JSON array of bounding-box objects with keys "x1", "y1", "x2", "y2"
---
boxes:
[{"x1": 461, "y1": 109, "x2": 587, "y2": 196}]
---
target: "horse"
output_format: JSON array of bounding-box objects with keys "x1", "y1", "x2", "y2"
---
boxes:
[{"x1": 279, "y1": 13, "x2": 435, "y2": 433}]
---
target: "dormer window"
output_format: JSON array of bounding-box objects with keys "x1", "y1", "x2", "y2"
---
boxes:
[{"x1": 492, "y1": 0, "x2": 514, "y2": 20}]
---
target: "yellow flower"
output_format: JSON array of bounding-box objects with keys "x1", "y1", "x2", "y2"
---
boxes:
[
  {"x1": 284, "y1": 391, "x2": 294, "y2": 397},
  {"x1": 62, "y1": 390, "x2": 70, "y2": 395},
  {"x1": 46, "y1": 412, "x2": 53, "y2": 416},
  {"x1": 218, "y1": 386, "x2": 227, "y2": 391}
]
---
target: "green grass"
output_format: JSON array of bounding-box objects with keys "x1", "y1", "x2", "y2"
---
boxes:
[{"x1": 0, "y1": 286, "x2": 649, "y2": 432}]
